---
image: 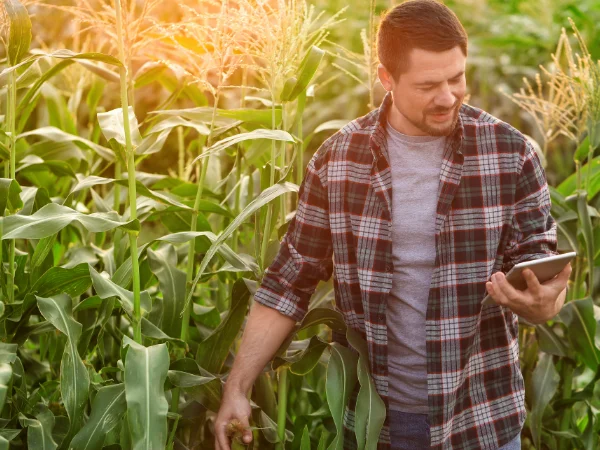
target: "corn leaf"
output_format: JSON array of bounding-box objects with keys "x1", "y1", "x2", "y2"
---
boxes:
[
  {"x1": 191, "y1": 129, "x2": 296, "y2": 164},
  {"x1": 0, "y1": 364, "x2": 12, "y2": 414},
  {"x1": 186, "y1": 182, "x2": 299, "y2": 312},
  {"x1": 18, "y1": 127, "x2": 114, "y2": 161},
  {"x1": 19, "y1": 405, "x2": 58, "y2": 450},
  {"x1": 36, "y1": 294, "x2": 90, "y2": 445},
  {"x1": 300, "y1": 425, "x2": 311, "y2": 450},
  {"x1": 69, "y1": 383, "x2": 127, "y2": 450},
  {"x1": 122, "y1": 337, "x2": 169, "y2": 450},
  {"x1": 146, "y1": 246, "x2": 186, "y2": 338},
  {"x1": 29, "y1": 263, "x2": 92, "y2": 298},
  {"x1": 4, "y1": 0, "x2": 32, "y2": 66},
  {"x1": 281, "y1": 46, "x2": 325, "y2": 102},
  {"x1": 97, "y1": 107, "x2": 142, "y2": 148},
  {"x1": 558, "y1": 298, "x2": 600, "y2": 371},
  {"x1": 152, "y1": 107, "x2": 282, "y2": 129},
  {"x1": 326, "y1": 343, "x2": 358, "y2": 450},
  {"x1": 67, "y1": 175, "x2": 191, "y2": 210},
  {"x1": 529, "y1": 353, "x2": 560, "y2": 449},
  {"x1": 88, "y1": 265, "x2": 151, "y2": 317},
  {"x1": 167, "y1": 370, "x2": 221, "y2": 412},
  {"x1": 195, "y1": 278, "x2": 250, "y2": 374},
  {"x1": 0, "y1": 178, "x2": 23, "y2": 216},
  {"x1": 0, "y1": 203, "x2": 140, "y2": 240},
  {"x1": 347, "y1": 328, "x2": 386, "y2": 450}
]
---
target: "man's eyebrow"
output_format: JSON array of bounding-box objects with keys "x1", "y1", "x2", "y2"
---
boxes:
[{"x1": 415, "y1": 70, "x2": 465, "y2": 86}]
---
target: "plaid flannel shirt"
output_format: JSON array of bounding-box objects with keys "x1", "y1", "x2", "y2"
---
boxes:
[{"x1": 253, "y1": 91, "x2": 557, "y2": 449}]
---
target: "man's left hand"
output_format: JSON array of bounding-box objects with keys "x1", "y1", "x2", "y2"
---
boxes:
[{"x1": 485, "y1": 263, "x2": 571, "y2": 325}]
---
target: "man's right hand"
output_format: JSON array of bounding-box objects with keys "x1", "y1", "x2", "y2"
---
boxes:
[
  {"x1": 212, "y1": 302, "x2": 297, "y2": 450},
  {"x1": 215, "y1": 388, "x2": 253, "y2": 450}
]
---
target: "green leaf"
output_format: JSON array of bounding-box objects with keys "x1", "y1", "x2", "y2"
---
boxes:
[
  {"x1": 89, "y1": 265, "x2": 151, "y2": 317},
  {"x1": 300, "y1": 425, "x2": 311, "y2": 450},
  {"x1": 0, "y1": 364, "x2": 13, "y2": 415},
  {"x1": 36, "y1": 294, "x2": 90, "y2": 444},
  {"x1": 0, "y1": 203, "x2": 139, "y2": 240},
  {"x1": 574, "y1": 191, "x2": 595, "y2": 294},
  {"x1": 298, "y1": 308, "x2": 347, "y2": 334},
  {"x1": 18, "y1": 127, "x2": 114, "y2": 161},
  {"x1": 559, "y1": 298, "x2": 600, "y2": 370},
  {"x1": 0, "y1": 178, "x2": 23, "y2": 216},
  {"x1": 67, "y1": 175, "x2": 191, "y2": 210},
  {"x1": 69, "y1": 383, "x2": 127, "y2": 450},
  {"x1": 558, "y1": 156, "x2": 600, "y2": 199},
  {"x1": 30, "y1": 263, "x2": 92, "y2": 298},
  {"x1": 167, "y1": 370, "x2": 222, "y2": 412},
  {"x1": 346, "y1": 329, "x2": 385, "y2": 450},
  {"x1": 273, "y1": 336, "x2": 329, "y2": 375},
  {"x1": 122, "y1": 337, "x2": 169, "y2": 450},
  {"x1": 4, "y1": 0, "x2": 32, "y2": 66},
  {"x1": 191, "y1": 129, "x2": 296, "y2": 165},
  {"x1": 151, "y1": 107, "x2": 282, "y2": 129},
  {"x1": 19, "y1": 405, "x2": 58, "y2": 450},
  {"x1": 529, "y1": 353, "x2": 560, "y2": 449},
  {"x1": 0, "y1": 49, "x2": 121, "y2": 80},
  {"x1": 574, "y1": 136, "x2": 590, "y2": 162},
  {"x1": 195, "y1": 279, "x2": 250, "y2": 374},
  {"x1": 146, "y1": 246, "x2": 186, "y2": 338},
  {"x1": 97, "y1": 107, "x2": 142, "y2": 148},
  {"x1": 185, "y1": 182, "x2": 298, "y2": 313},
  {"x1": 536, "y1": 323, "x2": 569, "y2": 357},
  {"x1": 0, "y1": 343, "x2": 18, "y2": 364},
  {"x1": 326, "y1": 343, "x2": 358, "y2": 450},
  {"x1": 280, "y1": 46, "x2": 325, "y2": 102}
]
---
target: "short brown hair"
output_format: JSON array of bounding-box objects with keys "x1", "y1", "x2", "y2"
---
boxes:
[{"x1": 376, "y1": 0, "x2": 468, "y2": 80}]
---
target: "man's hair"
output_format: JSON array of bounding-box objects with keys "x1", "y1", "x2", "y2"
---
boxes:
[{"x1": 376, "y1": 0, "x2": 468, "y2": 80}]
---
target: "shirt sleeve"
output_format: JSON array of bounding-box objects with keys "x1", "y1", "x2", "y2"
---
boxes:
[
  {"x1": 502, "y1": 139, "x2": 558, "y2": 273},
  {"x1": 253, "y1": 143, "x2": 334, "y2": 322}
]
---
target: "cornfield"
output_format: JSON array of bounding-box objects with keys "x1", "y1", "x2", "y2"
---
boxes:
[{"x1": 0, "y1": 0, "x2": 598, "y2": 449}]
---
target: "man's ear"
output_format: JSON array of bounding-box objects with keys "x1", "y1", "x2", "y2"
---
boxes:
[{"x1": 377, "y1": 64, "x2": 393, "y2": 92}]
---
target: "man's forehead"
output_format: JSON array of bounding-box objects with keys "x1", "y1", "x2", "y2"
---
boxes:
[{"x1": 402, "y1": 46, "x2": 466, "y2": 80}]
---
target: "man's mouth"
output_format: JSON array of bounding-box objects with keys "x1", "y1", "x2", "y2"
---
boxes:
[{"x1": 429, "y1": 110, "x2": 453, "y2": 121}]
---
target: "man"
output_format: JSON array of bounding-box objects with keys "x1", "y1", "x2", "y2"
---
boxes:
[{"x1": 215, "y1": 0, "x2": 571, "y2": 449}]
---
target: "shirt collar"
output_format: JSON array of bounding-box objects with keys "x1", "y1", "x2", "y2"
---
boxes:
[{"x1": 369, "y1": 91, "x2": 465, "y2": 161}]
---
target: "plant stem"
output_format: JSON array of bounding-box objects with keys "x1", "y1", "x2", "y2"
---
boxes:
[
  {"x1": 261, "y1": 88, "x2": 278, "y2": 269},
  {"x1": 296, "y1": 91, "x2": 306, "y2": 186},
  {"x1": 181, "y1": 90, "x2": 218, "y2": 343},
  {"x1": 115, "y1": 0, "x2": 142, "y2": 344},
  {"x1": 6, "y1": 69, "x2": 17, "y2": 304},
  {"x1": 276, "y1": 368, "x2": 288, "y2": 450},
  {"x1": 177, "y1": 126, "x2": 185, "y2": 179},
  {"x1": 558, "y1": 360, "x2": 574, "y2": 450}
]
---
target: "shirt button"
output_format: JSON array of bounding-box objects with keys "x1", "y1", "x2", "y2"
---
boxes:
[{"x1": 385, "y1": 264, "x2": 392, "y2": 272}]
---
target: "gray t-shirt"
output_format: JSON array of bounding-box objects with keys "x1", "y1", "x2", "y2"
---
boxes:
[{"x1": 385, "y1": 119, "x2": 445, "y2": 414}]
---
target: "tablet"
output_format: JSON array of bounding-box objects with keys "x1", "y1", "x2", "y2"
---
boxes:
[{"x1": 482, "y1": 252, "x2": 576, "y2": 306}]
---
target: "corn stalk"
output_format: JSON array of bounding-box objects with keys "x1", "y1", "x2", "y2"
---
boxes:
[{"x1": 115, "y1": 0, "x2": 142, "y2": 343}]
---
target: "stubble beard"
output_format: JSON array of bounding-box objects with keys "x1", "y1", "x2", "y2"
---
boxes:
[{"x1": 406, "y1": 102, "x2": 462, "y2": 137}]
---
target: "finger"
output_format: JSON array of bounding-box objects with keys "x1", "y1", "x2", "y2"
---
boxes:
[
  {"x1": 491, "y1": 272, "x2": 519, "y2": 306},
  {"x1": 215, "y1": 421, "x2": 230, "y2": 450},
  {"x1": 542, "y1": 263, "x2": 572, "y2": 291},
  {"x1": 522, "y1": 269, "x2": 541, "y2": 293},
  {"x1": 240, "y1": 415, "x2": 253, "y2": 444}
]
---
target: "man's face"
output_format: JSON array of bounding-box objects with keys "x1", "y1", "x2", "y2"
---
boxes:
[{"x1": 378, "y1": 46, "x2": 467, "y2": 136}]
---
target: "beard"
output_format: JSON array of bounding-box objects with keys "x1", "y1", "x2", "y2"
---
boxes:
[{"x1": 403, "y1": 101, "x2": 462, "y2": 137}]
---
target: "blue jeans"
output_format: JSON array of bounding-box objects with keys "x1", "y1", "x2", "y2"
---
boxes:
[{"x1": 389, "y1": 410, "x2": 522, "y2": 449}]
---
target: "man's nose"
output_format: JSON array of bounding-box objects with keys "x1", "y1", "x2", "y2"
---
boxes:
[{"x1": 434, "y1": 85, "x2": 455, "y2": 109}]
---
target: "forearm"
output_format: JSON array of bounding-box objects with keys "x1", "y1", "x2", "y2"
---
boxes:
[{"x1": 224, "y1": 301, "x2": 296, "y2": 396}]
